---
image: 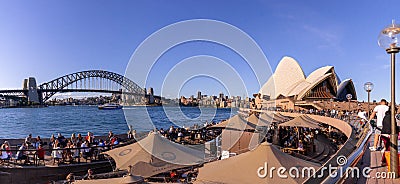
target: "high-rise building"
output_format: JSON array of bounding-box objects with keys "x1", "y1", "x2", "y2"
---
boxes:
[
  {"x1": 219, "y1": 92, "x2": 224, "y2": 100},
  {"x1": 197, "y1": 91, "x2": 202, "y2": 100}
]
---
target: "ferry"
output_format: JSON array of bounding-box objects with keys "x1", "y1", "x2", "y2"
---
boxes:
[{"x1": 98, "y1": 103, "x2": 122, "y2": 110}]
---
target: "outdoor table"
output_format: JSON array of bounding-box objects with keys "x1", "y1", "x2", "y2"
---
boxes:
[{"x1": 26, "y1": 151, "x2": 37, "y2": 166}]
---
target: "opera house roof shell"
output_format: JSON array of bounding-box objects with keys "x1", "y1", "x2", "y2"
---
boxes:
[{"x1": 259, "y1": 56, "x2": 357, "y2": 101}]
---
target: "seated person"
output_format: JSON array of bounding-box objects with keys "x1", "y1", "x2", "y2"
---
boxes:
[
  {"x1": 36, "y1": 144, "x2": 45, "y2": 160},
  {"x1": 85, "y1": 132, "x2": 94, "y2": 144},
  {"x1": 298, "y1": 140, "x2": 304, "y2": 151},
  {"x1": 34, "y1": 136, "x2": 43, "y2": 149},
  {"x1": 1, "y1": 144, "x2": 10, "y2": 160},
  {"x1": 3, "y1": 141, "x2": 11, "y2": 158},
  {"x1": 65, "y1": 140, "x2": 73, "y2": 161},
  {"x1": 25, "y1": 134, "x2": 33, "y2": 147},
  {"x1": 97, "y1": 140, "x2": 105, "y2": 151},
  {"x1": 83, "y1": 169, "x2": 94, "y2": 180},
  {"x1": 51, "y1": 143, "x2": 63, "y2": 159},
  {"x1": 110, "y1": 137, "x2": 119, "y2": 145},
  {"x1": 81, "y1": 141, "x2": 92, "y2": 158},
  {"x1": 16, "y1": 143, "x2": 28, "y2": 161},
  {"x1": 66, "y1": 173, "x2": 75, "y2": 183},
  {"x1": 72, "y1": 143, "x2": 80, "y2": 159},
  {"x1": 57, "y1": 133, "x2": 66, "y2": 147}
]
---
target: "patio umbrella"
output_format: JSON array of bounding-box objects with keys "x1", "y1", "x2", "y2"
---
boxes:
[
  {"x1": 195, "y1": 142, "x2": 320, "y2": 184},
  {"x1": 103, "y1": 132, "x2": 204, "y2": 178}
]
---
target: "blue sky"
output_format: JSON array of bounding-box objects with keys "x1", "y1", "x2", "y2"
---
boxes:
[{"x1": 0, "y1": 0, "x2": 399, "y2": 102}]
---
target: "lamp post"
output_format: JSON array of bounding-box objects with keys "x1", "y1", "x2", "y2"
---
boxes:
[
  {"x1": 364, "y1": 82, "x2": 374, "y2": 118},
  {"x1": 378, "y1": 20, "x2": 400, "y2": 177},
  {"x1": 346, "y1": 94, "x2": 353, "y2": 112}
]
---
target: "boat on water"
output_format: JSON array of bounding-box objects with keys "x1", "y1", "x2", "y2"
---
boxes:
[{"x1": 98, "y1": 103, "x2": 122, "y2": 110}]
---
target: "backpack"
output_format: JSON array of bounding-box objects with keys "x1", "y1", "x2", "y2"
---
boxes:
[
  {"x1": 381, "y1": 110, "x2": 400, "y2": 134},
  {"x1": 381, "y1": 111, "x2": 391, "y2": 134}
]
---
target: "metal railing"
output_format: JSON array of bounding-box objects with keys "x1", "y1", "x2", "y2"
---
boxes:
[{"x1": 317, "y1": 118, "x2": 373, "y2": 184}]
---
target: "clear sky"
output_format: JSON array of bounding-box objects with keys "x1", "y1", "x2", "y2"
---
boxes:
[{"x1": 0, "y1": 0, "x2": 399, "y2": 102}]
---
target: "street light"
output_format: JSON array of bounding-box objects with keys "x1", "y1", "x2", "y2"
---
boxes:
[
  {"x1": 346, "y1": 94, "x2": 353, "y2": 112},
  {"x1": 378, "y1": 20, "x2": 400, "y2": 177},
  {"x1": 364, "y1": 82, "x2": 374, "y2": 118}
]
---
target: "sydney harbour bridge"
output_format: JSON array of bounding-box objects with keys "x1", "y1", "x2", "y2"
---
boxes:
[{"x1": 0, "y1": 70, "x2": 146, "y2": 104}]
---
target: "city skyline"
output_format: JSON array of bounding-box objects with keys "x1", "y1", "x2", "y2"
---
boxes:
[{"x1": 0, "y1": 1, "x2": 399, "y2": 102}]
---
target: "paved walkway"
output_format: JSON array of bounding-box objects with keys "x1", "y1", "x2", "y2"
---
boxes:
[{"x1": 345, "y1": 134, "x2": 400, "y2": 184}]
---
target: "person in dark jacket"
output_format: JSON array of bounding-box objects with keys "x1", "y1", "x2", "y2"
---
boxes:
[{"x1": 380, "y1": 106, "x2": 398, "y2": 165}]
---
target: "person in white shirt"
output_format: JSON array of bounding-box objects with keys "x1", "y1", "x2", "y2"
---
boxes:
[
  {"x1": 369, "y1": 99, "x2": 389, "y2": 151},
  {"x1": 357, "y1": 109, "x2": 368, "y2": 121}
]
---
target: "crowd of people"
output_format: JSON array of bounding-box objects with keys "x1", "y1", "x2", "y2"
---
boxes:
[
  {"x1": 0, "y1": 130, "x2": 130, "y2": 166},
  {"x1": 277, "y1": 126, "x2": 316, "y2": 154},
  {"x1": 152, "y1": 123, "x2": 221, "y2": 144}
]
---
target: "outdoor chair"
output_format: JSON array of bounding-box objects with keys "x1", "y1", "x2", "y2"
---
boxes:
[
  {"x1": 82, "y1": 150, "x2": 93, "y2": 162},
  {"x1": 36, "y1": 156, "x2": 45, "y2": 166}
]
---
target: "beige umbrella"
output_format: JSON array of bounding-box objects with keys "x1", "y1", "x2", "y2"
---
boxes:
[
  {"x1": 274, "y1": 112, "x2": 293, "y2": 121},
  {"x1": 259, "y1": 112, "x2": 289, "y2": 123},
  {"x1": 278, "y1": 115, "x2": 320, "y2": 129},
  {"x1": 259, "y1": 112, "x2": 278, "y2": 123},
  {"x1": 103, "y1": 132, "x2": 204, "y2": 177},
  {"x1": 210, "y1": 115, "x2": 257, "y2": 131},
  {"x1": 195, "y1": 142, "x2": 320, "y2": 184},
  {"x1": 211, "y1": 115, "x2": 259, "y2": 154},
  {"x1": 247, "y1": 114, "x2": 270, "y2": 127},
  {"x1": 131, "y1": 158, "x2": 191, "y2": 178},
  {"x1": 301, "y1": 114, "x2": 323, "y2": 125}
]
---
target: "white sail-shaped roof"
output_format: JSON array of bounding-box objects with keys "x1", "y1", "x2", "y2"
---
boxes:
[
  {"x1": 259, "y1": 56, "x2": 305, "y2": 98},
  {"x1": 306, "y1": 66, "x2": 334, "y2": 83},
  {"x1": 259, "y1": 56, "x2": 354, "y2": 101},
  {"x1": 337, "y1": 79, "x2": 357, "y2": 100}
]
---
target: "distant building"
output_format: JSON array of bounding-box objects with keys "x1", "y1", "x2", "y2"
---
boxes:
[{"x1": 219, "y1": 92, "x2": 224, "y2": 101}]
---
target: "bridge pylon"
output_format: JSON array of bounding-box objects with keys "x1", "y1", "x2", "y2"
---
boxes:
[{"x1": 23, "y1": 77, "x2": 40, "y2": 104}]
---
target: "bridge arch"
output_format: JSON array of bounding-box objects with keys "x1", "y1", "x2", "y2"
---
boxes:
[{"x1": 38, "y1": 70, "x2": 145, "y2": 102}]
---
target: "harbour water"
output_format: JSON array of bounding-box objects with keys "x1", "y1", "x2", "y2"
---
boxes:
[{"x1": 0, "y1": 106, "x2": 237, "y2": 139}]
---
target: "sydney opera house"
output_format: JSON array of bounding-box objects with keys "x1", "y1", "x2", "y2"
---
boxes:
[{"x1": 258, "y1": 56, "x2": 357, "y2": 110}]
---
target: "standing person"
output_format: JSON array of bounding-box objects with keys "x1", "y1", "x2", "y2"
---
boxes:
[
  {"x1": 57, "y1": 133, "x2": 66, "y2": 147},
  {"x1": 86, "y1": 132, "x2": 94, "y2": 144},
  {"x1": 50, "y1": 134, "x2": 56, "y2": 149},
  {"x1": 77, "y1": 133, "x2": 83, "y2": 146},
  {"x1": 36, "y1": 144, "x2": 45, "y2": 161},
  {"x1": 25, "y1": 134, "x2": 33, "y2": 148},
  {"x1": 127, "y1": 125, "x2": 134, "y2": 140},
  {"x1": 34, "y1": 136, "x2": 43, "y2": 149},
  {"x1": 107, "y1": 131, "x2": 114, "y2": 142},
  {"x1": 369, "y1": 99, "x2": 389, "y2": 151},
  {"x1": 70, "y1": 133, "x2": 77, "y2": 145},
  {"x1": 357, "y1": 109, "x2": 368, "y2": 122},
  {"x1": 16, "y1": 143, "x2": 28, "y2": 163}
]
